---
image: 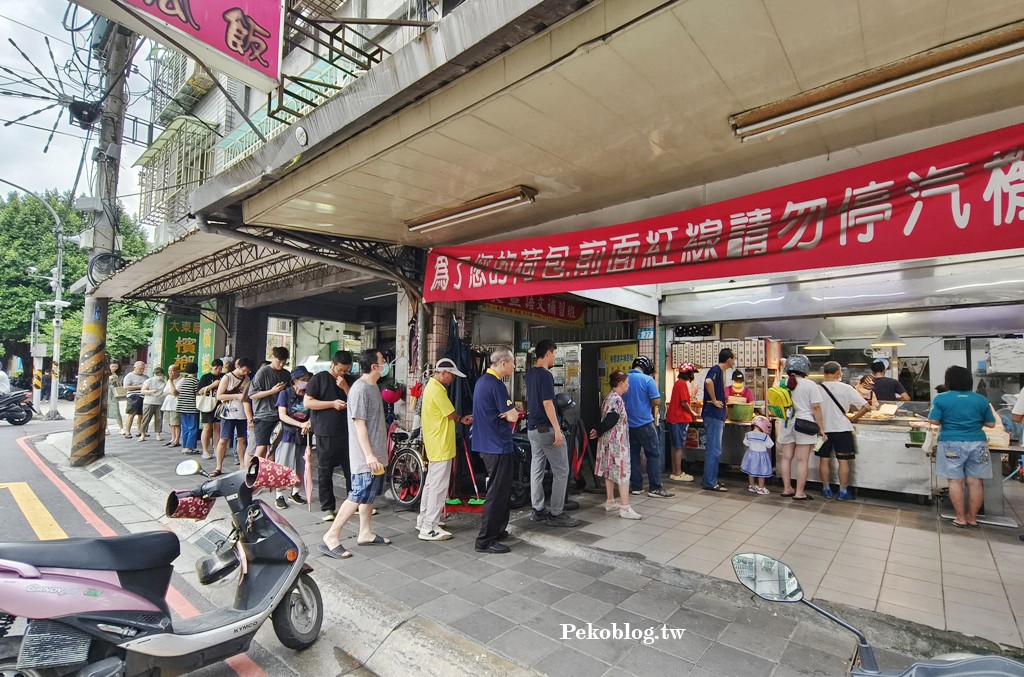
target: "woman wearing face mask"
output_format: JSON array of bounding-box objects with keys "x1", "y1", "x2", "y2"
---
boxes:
[{"x1": 274, "y1": 366, "x2": 312, "y2": 508}]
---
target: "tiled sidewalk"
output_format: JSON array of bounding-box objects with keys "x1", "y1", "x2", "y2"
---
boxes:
[
  {"x1": 80, "y1": 425, "x2": 1022, "y2": 676},
  {"x1": 573, "y1": 479, "x2": 1024, "y2": 649}
]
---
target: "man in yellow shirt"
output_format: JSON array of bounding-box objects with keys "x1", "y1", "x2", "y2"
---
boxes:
[{"x1": 418, "y1": 358, "x2": 473, "y2": 541}]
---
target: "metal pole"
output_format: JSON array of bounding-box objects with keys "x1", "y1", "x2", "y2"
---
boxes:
[
  {"x1": 0, "y1": 178, "x2": 64, "y2": 419},
  {"x1": 31, "y1": 302, "x2": 42, "y2": 412}
]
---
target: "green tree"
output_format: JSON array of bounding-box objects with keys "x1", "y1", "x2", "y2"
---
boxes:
[
  {"x1": 41, "y1": 303, "x2": 155, "y2": 361},
  {"x1": 0, "y1": 190, "x2": 151, "y2": 372}
]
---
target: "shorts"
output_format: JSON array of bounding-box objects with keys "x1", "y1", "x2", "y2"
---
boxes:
[
  {"x1": 200, "y1": 410, "x2": 219, "y2": 424},
  {"x1": 126, "y1": 395, "x2": 144, "y2": 415},
  {"x1": 815, "y1": 431, "x2": 856, "y2": 459},
  {"x1": 220, "y1": 418, "x2": 249, "y2": 441},
  {"x1": 668, "y1": 422, "x2": 689, "y2": 449},
  {"x1": 253, "y1": 418, "x2": 279, "y2": 446},
  {"x1": 935, "y1": 440, "x2": 992, "y2": 480},
  {"x1": 347, "y1": 471, "x2": 384, "y2": 504},
  {"x1": 777, "y1": 419, "x2": 819, "y2": 446},
  {"x1": 164, "y1": 410, "x2": 180, "y2": 426}
]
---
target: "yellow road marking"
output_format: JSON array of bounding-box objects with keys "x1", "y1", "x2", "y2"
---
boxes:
[{"x1": 0, "y1": 482, "x2": 68, "y2": 540}]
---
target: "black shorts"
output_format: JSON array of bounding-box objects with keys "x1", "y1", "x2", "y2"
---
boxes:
[
  {"x1": 126, "y1": 395, "x2": 143, "y2": 415},
  {"x1": 200, "y1": 410, "x2": 219, "y2": 424},
  {"x1": 253, "y1": 418, "x2": 279, "y2": 446},
  {"x1": 815, "y1": 431, "x2": 856, "y2": 459}
]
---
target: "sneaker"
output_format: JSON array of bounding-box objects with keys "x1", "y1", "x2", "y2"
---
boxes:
[
  {"x1": 321, "y1": 511, "x2": 336, "y2": 522},
  {"x1": 669, "y1": 472, "x2": 695, "y2": 482},
  {"x1": 546, "y1": 513, "x2": 580, "y2": 528},
  {"x1": 619, "y1": 506, "x2": 642, "y2": 520},
  {"x1": 418, "y1": 528, "x2": 453, "y2": 541},
  {"x1": 837, "y1": 490, "x2": 853, "y2": 501},
  {"x1": 647, "y1": 488, "x2": 675, "y2": 498},
  {"x1": 822, "y1": 486, "x2": 834, "y2": 499},
  {"x1": 563, "y1": 499, "x2": 580, "y2": 511},
  {"x1": 629, "y1": 489, "x2": 643, "y2": 496},
  {"x1": 275, "y1": 496, "x2": 288, "y2": 509},
  {"x1": 530, "y1": 509, "x2": 551, "y2": 523},
  {"x1": 755, "y1": 486, "x2": 770, "y2": 496},
  {"x1": 747, "y1": 485, "x2": 758, "y2": 494},
  {"x1": 603, "y1": 501, "x2": 620, "y2": 512},
  {"x1": 290, "y1": 493, "x2": 307, "y2": 505}
]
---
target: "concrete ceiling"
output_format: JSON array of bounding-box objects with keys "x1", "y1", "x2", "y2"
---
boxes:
[{"x1": 240, "y1": 0, "x2": 1024, "y2": 248}]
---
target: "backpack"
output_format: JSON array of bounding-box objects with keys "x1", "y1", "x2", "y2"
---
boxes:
[{"x1": 767, "y1": 384, "x2": 794, "y2": 424}]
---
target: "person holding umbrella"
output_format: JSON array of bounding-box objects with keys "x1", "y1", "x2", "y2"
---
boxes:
[
  {"x1": 274, "y1": 366, "x2": 312, "y2": 509},
  {"x1": 417, "y1": 358, "x2": 473, "y2": 541}
]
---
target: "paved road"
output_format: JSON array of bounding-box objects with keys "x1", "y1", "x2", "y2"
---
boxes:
[{"x1": 0, "y1": 406, "x2": 300, "y2": 677}]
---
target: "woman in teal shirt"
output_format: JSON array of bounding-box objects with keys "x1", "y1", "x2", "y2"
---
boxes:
[{"x1": 929, "y1": 365, "x2": 996, "y2": 527}]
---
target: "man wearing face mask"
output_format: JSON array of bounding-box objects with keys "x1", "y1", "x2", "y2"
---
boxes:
[{"x1": 304, "y1": 350, "x2": 357, "y2": 522}]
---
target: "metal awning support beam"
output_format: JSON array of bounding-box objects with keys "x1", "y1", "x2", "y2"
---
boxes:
[{"x1": 196, "y1": 215, "x2": 424, "y2": 304}]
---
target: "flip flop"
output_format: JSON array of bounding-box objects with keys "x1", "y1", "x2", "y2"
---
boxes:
[
  {"x1": 950, "y1": 521, "x2": 969, "y2": 528},
  {"x1": 318, "y1": 543, "x2": 352, "y2": 559},
  {"x1": 792, "y1": 495, "x2": 814, "y2": 501},
  {"x1": 702, "y1": 484, "x2": 728, "y2": 492},
  {"x1": 357, "y1": 534, "x2": 391, "y2": 546},
  {"x1": 780, "y1": 492, "x2": 796, "y2": 497},
  {"x1": 209, "y1": 469, "x2": 223, "y2": 478}
]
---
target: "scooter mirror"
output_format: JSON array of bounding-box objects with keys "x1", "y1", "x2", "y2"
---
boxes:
[
  {"x1": 731, "y1": 553, "x2": 803, "y2": 603},
  {"x1": 175, "y1": 459, "x2": 202, "y2": 476}
]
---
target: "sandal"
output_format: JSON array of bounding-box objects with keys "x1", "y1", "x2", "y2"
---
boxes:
[
  {"x1": 780, "y1": 491, "x2": 796, "y2": 497},
  {"x1": 318, "y1": 543, "x2": 352, "y2": 559},
  {"x1": 209, "y1": 469, "x2": 223, "y2": 478},
  {"x1": 950, "y1": 520, "x2": 969, "y2": 528},
  {"x1": 702, "y1": 484, "x2": 728, "y2": 492},
  {"x1": 357, "y1": 534, "x2": 391, "y2": 546},
  {"x1": 792, "y1": 495, "x2": 814, "y2": 501}
]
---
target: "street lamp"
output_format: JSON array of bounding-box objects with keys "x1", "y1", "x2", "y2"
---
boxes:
[{"x1": 1, "y1": 178, "x2": 66, "y2": 421}]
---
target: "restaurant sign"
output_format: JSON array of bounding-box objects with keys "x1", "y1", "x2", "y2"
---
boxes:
[
  {"x1": 424, "y1": 123, "x2": 1024, "y2": 303},
  {"x1": 479, "y1": 296, "x2": 585, "y2": 329},
  {"x1": 163, "y1": 315, "x2": 201, "y2": 370},
  {"x1": 73, "y1": 0, "x2": 284, "y2": 90}
]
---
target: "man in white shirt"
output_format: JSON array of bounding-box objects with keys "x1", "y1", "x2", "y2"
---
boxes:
[
  {"x1": 1012, "y1": 386, "x2": 1024, "y2": 425},
  {"x1": 817, "y1": 361, "x2": 872, "y2": 501},
  {"x1": 0, "y1": 367, "x2": 9, "y2": 395}
]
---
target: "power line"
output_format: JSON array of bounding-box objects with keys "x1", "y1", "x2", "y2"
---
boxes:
[
  {"x1": 0, "y1": 13, "x2": 75, "y2": 47},
  {"x1": 0, "y1": 116, "x2": 88, "y2": 140}
]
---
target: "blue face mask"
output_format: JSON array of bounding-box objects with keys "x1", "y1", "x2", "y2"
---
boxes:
[{"x1": 379, "y1": 363, "x2": 391, "y2": 379}]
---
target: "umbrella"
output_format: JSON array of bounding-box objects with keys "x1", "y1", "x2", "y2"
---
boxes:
[{"x1": 302, "y1": 437, "x2": 314, "y2": 512}]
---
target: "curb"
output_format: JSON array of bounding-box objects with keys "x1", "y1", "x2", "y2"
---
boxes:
[{"x1": 38, "y1": 432, "x2": 537, "y2": 677}]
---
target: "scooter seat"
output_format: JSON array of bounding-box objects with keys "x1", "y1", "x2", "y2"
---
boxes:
[{"x1": 0, "y1": 531, "x2": 180, "y2": 571}]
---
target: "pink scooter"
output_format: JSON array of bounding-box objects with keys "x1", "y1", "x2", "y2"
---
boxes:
[{"x1": 0, "y1": 458, "x2": 322, "y2": 677}]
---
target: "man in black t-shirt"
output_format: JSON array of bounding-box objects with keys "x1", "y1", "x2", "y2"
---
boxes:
[
  {"x1": 871, "y1": 361, "x2": 910, "y2": 402},
  {"x1": 303, "y1": 350, "x2": 357, "y2": 521},
  {"x1": 197, "y1": 359, "x2": 224, "y2": 458}
]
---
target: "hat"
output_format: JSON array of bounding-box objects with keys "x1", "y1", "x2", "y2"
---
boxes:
[
  {"x1": 290, "y1": 365, "x2": 311, "y2": 380},
  {"x1": 732, "y1": 371, "x2": 745, "y2": 382},
  {"x1": 435, "y1": 357, "x2": 466, "y2": 378}
]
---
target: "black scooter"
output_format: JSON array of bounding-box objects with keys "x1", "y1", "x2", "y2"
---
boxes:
[{"x1": 0, "y1": 389, "x2": 35, "y2": 425}]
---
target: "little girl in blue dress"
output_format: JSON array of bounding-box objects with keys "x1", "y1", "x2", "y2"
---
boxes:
[{"x1": 742, "y1": 416, "x2": 774, "y2": 495}]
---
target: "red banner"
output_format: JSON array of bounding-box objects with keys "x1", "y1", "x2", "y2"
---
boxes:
[
  {"x1": 423, "y1": 123, "x2": 1024, "y2": 303},
  {"x1": 480, "y1": 296, "x2": 585, "y2": 328}
]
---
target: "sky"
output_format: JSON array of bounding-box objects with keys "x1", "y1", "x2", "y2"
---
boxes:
[{"x1": 0, "y1": 0, "x2": 146, "y2": 218}]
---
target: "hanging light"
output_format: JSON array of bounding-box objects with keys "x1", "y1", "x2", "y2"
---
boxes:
[
  {"x1": 871, "y1": 323, "x2": 906, "y2": 347},
  {"x1": 804, "y1": 330, "x2": 835, "y2": 351}
]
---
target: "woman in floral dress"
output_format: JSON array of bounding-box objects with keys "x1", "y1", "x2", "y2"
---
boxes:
[{"x1": 589, "y1": 371, "x2": 641, "y2": 520}]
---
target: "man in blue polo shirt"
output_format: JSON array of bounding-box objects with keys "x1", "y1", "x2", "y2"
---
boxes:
[
  {"x1": 702, "y1": 348, "x2": 734, "y2": 492},
  {"x1": 625, "y1": 356, "x2": 674, "y2": 499},
  {"x1": 473, "y1": 348, "x2": 520, "y2": 554}
]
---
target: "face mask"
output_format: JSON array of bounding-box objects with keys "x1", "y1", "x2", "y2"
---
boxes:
[
  {"x1": 296, "y1": 381, "x2": 308, "y2": 391},
  {"x1": 379, "y1": 363, "x2": 391, "y2": 378}
]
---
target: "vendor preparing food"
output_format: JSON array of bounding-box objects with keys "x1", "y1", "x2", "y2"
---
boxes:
[
  {"x1": 728, "y1": 372, "x2": 754, "y2": 404},
  {"x1": 870, "y1": 361, "x2": 910, "y2": 402}
]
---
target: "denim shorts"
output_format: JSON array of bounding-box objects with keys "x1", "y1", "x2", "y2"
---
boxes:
[
  {"x1": 220, "y1": 417, "x2": 249, "y2": 441},
  {"x1": 348, "y1": 471, "x2": 384, "y2": 504},
  {"x1": 935, "y1": 440, "x2": 992, "y2": 480},
  {"x1": 668, "y1": 423, "x2": 688, "y2": 449}
]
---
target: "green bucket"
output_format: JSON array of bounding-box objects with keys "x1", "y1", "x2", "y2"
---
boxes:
[{"x1": 909, "y1": 429, "x2": 926, "y2": 444}]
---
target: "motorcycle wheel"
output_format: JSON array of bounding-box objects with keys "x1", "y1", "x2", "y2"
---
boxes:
[
  {"x1": 388, "y1": 448, "x2": 423, "y2": 509},
  {"x1": 271, "y1": 573, "x2": 322, "y2": 651},
  {"x1": 6, "y1": 407, "x2": 32, "y2": 426},
  {"x1": 60, "y1": 392, "x2": 75, "y2": 402},
  {"x1": 0, "y1": 661, "x2": 54, "y2": 677}
]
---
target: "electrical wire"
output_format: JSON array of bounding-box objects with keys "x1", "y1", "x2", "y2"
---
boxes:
[
  {"x1": 0, "y1": 116, "x2": 88, "y2": 140},
  {"x1": 0, "y1": 13, "x2": 75, "y2": 47}
]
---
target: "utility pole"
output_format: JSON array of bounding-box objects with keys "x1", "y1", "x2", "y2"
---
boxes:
[{"x1": 71, "y1": 25, "x2": 134, "y2": 466}]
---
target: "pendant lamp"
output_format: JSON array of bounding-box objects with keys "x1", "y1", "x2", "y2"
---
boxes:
[
  {"x1": 871, "y1": 323, "x2": 906, "y2": 347},
  {"x1": 803, "y1": 330, "x2": 835, "y2": 351}
]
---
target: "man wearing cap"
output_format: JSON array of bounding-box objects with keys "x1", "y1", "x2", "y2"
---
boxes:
[{"x1": 417, "y1": 358, "x2": 474, "y2": 541}]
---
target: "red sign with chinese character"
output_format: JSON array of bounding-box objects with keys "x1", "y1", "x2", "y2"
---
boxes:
[
  {"x1": 77, "y1": 0, "x2": 283, "y2": 89},
  {"x1": 423, "y1": 123, "x2": 1024, "y2": 302},
  {"x1": 480, "y1": 296, "x2": 585, "y2": 328}
]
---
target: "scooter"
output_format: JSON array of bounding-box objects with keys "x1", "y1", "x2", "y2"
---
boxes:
[
  {"x1": 0, "y1": 457, "x2": 322, "y2": 677},
  {"x1": 732, "y1": 553, "x2": 1024, "y2": 676},
  {"x1": 0, "y1": 389, "x2": 34, "y2": 425}
]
